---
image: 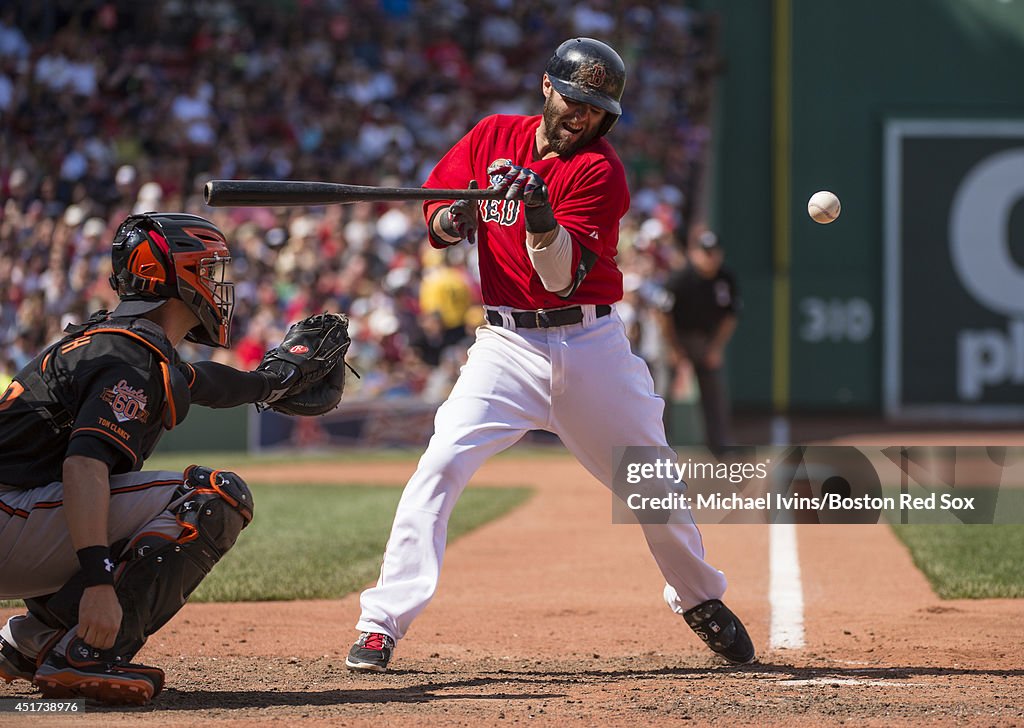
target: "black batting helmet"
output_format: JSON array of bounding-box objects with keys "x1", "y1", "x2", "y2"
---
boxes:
[
  {"x1": 109, "y1": 212, "x2": 235, "y2": 348},
  {"x1": 545, "y1": 37, "x2": 626, "y2": 137}
]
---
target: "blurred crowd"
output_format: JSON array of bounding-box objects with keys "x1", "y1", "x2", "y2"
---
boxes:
[{"x1": 1, "y1": 0, "x2": 720, "y2": 401}]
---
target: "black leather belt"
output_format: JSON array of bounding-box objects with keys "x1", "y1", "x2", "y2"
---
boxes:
[{"x1": 485, "y1": 305, "x2": 612, "y2": 329}]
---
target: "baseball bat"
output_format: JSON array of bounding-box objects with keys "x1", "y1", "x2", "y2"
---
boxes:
[{"x1": 203, "y1": 179, "x2": 507, "y2": 207}]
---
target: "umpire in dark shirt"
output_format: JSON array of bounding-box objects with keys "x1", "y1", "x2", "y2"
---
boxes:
[{"x1": 660, "y1": 228, "x2": 739, "y2": 456}]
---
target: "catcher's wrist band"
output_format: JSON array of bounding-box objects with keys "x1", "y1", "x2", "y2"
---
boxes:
[{"x1": 77, "y1": 545, "x2": 115, "y2": 586}]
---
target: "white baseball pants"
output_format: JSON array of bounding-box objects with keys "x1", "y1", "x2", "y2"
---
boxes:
[{"x1": 356, "y1": 307, "x2": 729, "y2": 640}]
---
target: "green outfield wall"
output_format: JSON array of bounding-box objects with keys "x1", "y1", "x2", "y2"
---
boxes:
[
  {"x1": 154, "y1": 405, "x2": 248, "y2": 453},
  {"x1": 694, "y1": 0, "x2": 1024, "y2": 417}
]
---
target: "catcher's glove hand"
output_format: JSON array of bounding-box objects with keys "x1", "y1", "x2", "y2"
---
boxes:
[
  {"x1": 264, "y1": 356, "x2": 350, "y2": 417},
  {"x1": 256, "y1": 312, "x2": 352, "y2": 416}
]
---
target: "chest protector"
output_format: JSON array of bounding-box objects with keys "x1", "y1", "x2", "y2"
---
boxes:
[{"x1": 19, "y1": 311, "x2": 191, "y2": 433}]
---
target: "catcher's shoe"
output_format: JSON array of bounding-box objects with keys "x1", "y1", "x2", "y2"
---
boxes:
[
  {"x1": 0, "y1": 636, "x2": 36, "y2": 684},
  {"x1": 34, "y1": 640, "x2": 164, "y2": 705},
  {"x1": 346, "y1": 632, "x2": 395, "y2": 673},
  {"x1": 683, "y1": 599, "x2": 756, "y2": 665}
]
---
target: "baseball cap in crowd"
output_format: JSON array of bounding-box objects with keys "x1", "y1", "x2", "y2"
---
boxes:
[
  {"x1": 8, "y1": 167, "x2": 28, "y2": 191},
  {"x1": 133, "y1": 181, "x2": 163, "y2": 214},
  {"x1": 115, "y1": 164, "x2": 137, "y2": 187},
  {"x1": 63, "y1": 204, "x2": 85, "y2": 227},
  {"x1": 265, "y1": 227, "x2": 287, "y2": 249},
  {"x1": 697, "y1": 229, "x2": 721, "y2": 250},
  {"x1": 83, "y1": 217, "x2": 106, "y2": 238}
]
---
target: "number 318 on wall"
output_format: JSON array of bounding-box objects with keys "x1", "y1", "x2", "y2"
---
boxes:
[{"x1": 799, "y1": 297, "x2": 873, "y2": 343}]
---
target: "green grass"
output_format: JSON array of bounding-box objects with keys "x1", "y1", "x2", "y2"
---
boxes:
[
  {"x1": 1, "y1": 483, "x2": 531, "y2": 607},
  {"x1": 144, "y1": 442, "x2": 570, "y2": 472},
  {"x1": 143, "y1": 450, "x2": 424, "y2": 471},
  {"x1": 191, "y1": 482, "x2": 531, "y2": 602},
  {"x1": 891, "y1": 524, "x2": 1024, "y2": 599}
]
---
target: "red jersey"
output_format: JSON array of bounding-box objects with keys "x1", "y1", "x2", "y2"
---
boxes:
[{"x1": 423, "y1": 114, "x2": 629, "y2": 309}]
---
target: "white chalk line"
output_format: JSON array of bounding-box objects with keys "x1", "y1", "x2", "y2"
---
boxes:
[
  {"x1": 779, "y1": 678, "x2": 927, "y2": 688},
  {"x1": 768, "y1": 521, "x2": 805, "y2": 649}
]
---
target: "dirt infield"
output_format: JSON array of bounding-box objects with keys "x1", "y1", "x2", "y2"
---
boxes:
[{"x1": 4, "y1": 450, "x2": 1024, "y2": 726}]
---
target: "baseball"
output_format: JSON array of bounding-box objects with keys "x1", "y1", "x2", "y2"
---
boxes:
[{"x1": 807, "y1": 190, "x2": 841, "y2": 224}]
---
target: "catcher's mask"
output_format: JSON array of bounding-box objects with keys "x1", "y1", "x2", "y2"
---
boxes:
[
  {"x1": 109, "y1": 212, "x2": 235, "y2": 348},
  {"x1": 544, "y1": 37, "x2": 626, "y2": 138}
]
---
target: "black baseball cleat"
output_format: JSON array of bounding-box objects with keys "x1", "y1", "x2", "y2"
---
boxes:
[
  {"x1": 345, "y1": 632, "x2": 395, "y2": 673},
  {"x1": 34, "y1": 640, "x2": 164, "y2": 705},
  {"x1": 683, "y1": 599, "x2": 756, "y2": 665},
  {"x1": 0, "y1": 635, "x2": 36, "y2": 684}
]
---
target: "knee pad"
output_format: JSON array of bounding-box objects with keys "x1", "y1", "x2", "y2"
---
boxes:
[
  {"x1": 106, "y1": 466, "x2": 254, "y2": 661},
  {"x1": 173, "y1": 464, "x2": 254, "y2": 567}
]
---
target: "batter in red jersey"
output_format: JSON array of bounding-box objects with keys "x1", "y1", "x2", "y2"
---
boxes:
[{"x1": 347, "y1": 37, "x2": 755, "y2": 673}]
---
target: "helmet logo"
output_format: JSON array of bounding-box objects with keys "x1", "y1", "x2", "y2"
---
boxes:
[
  {"x1": 289, "y1": 344, "x2": 309, "y2": 355},
  {"x1": 572, "y1": 62, "x2": 606, "y2": 90}
]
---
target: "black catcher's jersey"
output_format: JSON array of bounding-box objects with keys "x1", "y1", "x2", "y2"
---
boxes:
[{"x1": 0, "y1": 317, "x2": 178, "y2": 488}]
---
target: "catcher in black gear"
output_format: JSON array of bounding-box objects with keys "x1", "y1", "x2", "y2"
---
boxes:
[{"x1": 0, "y1": 212, "x2": 349, "y2": 705}]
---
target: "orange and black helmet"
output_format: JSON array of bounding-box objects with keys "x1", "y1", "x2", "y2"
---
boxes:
[{"x1": 109, "y1": 212, "x2": 235, "y2": 348}]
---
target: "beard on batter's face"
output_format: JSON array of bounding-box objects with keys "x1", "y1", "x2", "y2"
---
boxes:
[{"x1": 542, "y1": 92, "x2": 603, "y2": 156}]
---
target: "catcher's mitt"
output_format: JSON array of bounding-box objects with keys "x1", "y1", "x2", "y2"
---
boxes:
[{"x1": 256, "y1": 312, "x2": 352, "y2": 416}]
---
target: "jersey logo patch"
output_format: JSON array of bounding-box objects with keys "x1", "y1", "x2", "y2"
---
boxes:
[
  {"x1": 480, "y1": 199, "x2": 521, "y2": 227},
  {"x1": 101, "y1": 379, "x2": 150, "y2": 424}
]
